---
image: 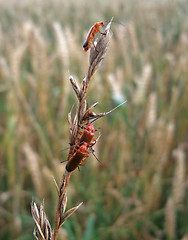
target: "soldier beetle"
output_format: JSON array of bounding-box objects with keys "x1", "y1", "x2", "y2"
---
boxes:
[
  {"x1": 78, "y1": 123, "x2": 96, "y2": 146},
  {"x1": 83, "y1": 19, "x2": 125, "y2": 51},
  {"x1": 78, "y1": 123, "x2": 102, "y2": 163},
  {"x1": 83, "y1": 21, "x2": 106, "y2": 51},
  {"x1": 66, "y1": 142, "x2": 89, "y2": 172}
]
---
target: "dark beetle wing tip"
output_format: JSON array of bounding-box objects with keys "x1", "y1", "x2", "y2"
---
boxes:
[{"x1": 83, "y1": 41, "x2": 88, "y2": 48}]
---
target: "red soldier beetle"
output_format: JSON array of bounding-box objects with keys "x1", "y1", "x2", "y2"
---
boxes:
[
  {"x1": 66, "y1": 142, "x2": 89, "y2": 172},
  {"x1": 78, "y1": 123, "x2": 96, "y2": 147},
  {"x1": 83, "y1": 21, "x2": 106, "y2": 51},
  {"x1": 83, "y1": 19, "x2": 125, "y2": 51}
]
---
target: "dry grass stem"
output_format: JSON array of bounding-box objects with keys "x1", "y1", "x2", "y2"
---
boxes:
[
  {"x1": 172, "y1": 146, "x2": 186, "y2": 204},
  {"x1": 165, "y1": 197, "x2": 176, "y2": 239},
  {"x1": 22, "y1": 143, "x2": 44, "y2": 197},
  {"x1": 134, "y1": 63, "x2": 152, "y2": 105},
  {"x1": 32, "y1": 19, "x2": 114, "y2": 240}
]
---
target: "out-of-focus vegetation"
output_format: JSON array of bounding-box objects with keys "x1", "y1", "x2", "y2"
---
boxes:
[{"x1": 0, "y1": 0, "x2": 188, "y2": 239}]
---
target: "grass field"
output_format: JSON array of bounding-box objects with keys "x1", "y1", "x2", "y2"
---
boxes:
[{"x1": 0, "y1": 0, "x2": 188, "y2": 239}]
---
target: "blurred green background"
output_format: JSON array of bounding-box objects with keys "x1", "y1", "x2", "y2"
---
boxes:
[{"x1": 0, "y1": 0, "x2": 188, "y2": 239}]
